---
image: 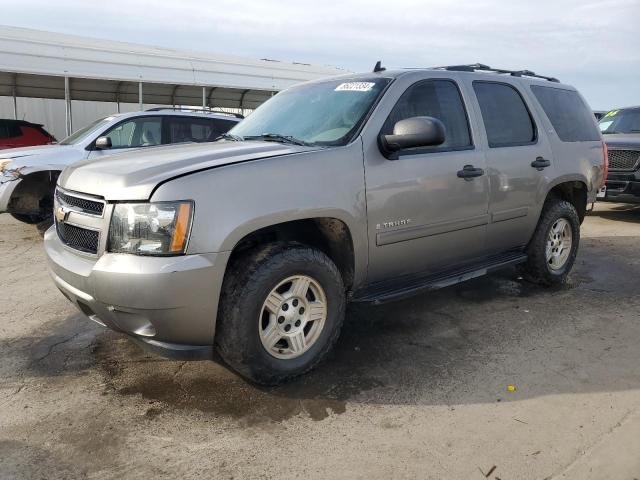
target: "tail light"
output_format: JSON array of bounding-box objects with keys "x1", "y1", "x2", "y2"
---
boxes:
[{"x1": 601, "y1": 141, "x2": 609, "y2": 187}]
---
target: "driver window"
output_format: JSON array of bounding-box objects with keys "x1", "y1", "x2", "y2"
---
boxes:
[
  {"x1": 382, "y1": 80, "x2": 472, "y2": 151},
  {"x1": 103, "y1": 117, "x2": 162, "y2": 149}
]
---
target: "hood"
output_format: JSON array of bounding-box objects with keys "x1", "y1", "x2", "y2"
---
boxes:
[
  {"x1": 59, "y1": 141, "x2": 319, "y2": 200},
  {"x1": 603, "y1": 133, "x2": 640, "y2": 149},
  {"x1": 0, "y1": 144, "x2": 84, "y2": 168}
]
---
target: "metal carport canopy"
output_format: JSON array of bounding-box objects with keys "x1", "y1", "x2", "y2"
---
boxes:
[{"x1": 0, "y1": 25, "x2": 347, "y2": 112}]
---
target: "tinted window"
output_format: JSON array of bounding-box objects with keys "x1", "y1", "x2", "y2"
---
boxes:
[
  {"x1": 382, "y1": 79, "x2": 472, "y2": 151},
  {"x1": 103, "y1": 117, "x2": 162, "y2": 149},
  {"x1": 531, "y1": 86, "x2": 600, "y2": 142},
  {"x1": 473, "y1": 82, "x2": 536, "y2": 147},
  {"x1": 167, "y1": 117, "x2": 233, "y2": 143},
  {"x1": 0, "y1": 122, "x2": 22, "y2": 139},
  {"x1": 211, "y1": 118, "x2": 238, "y2": 134}
]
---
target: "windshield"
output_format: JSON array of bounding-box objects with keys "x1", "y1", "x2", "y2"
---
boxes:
[
  {"x1": 230, "y1": 77, "x2": 392, "y2": 146},
  {"x1": 58, "y1": 117, "x2": 112, "y2": 145},
  {"x1": 598, "y1": 109, "x2": 640, "y2": 134}
]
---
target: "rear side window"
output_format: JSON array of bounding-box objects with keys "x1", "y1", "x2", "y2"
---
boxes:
[
  {"x1": 211, "y1": 118, "x2": 238, "y2": 135},
  {"x1": 531, "y1": 86, "x2": 601, "y2": 142},
  {"x1": 382, "y1": 79, "x2": 472, "y2": 151},
  {"x1": 0, "y1": 122, "x2": 23, "y2": 139},
  {"x1": 473, "y1": 82, "x2": 536, "y2": 148},
  {"x1": 167, "y1": 117, "x2": 233, "y2": 143}
]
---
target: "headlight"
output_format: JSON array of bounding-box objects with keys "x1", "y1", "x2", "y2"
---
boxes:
[
  {"x1": 0, "y1": 159, "x2": 12, "y2": 171},
  {"x1": 108, "y1": 201, "x2": 193, "y2": 255}
]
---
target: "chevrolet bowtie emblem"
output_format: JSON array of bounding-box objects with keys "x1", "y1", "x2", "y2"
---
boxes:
[{"x1": 55, "y1": 206, "x2": 69, "y2": 223}]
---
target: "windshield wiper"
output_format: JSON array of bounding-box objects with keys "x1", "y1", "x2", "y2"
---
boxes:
[
  {"x1": 214, "y1": 133, "x2": 244, "y2": 142},
  {"x1": 244, "y1": 133, "x2": 313, "y2": 146}
]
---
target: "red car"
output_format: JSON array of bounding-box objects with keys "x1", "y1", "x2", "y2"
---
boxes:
[{"x1": 0, "y1": 119, "x2": 56, "y2": 150}]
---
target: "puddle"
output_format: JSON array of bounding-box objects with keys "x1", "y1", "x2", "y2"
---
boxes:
[{"x1": 94, "y1": 331, "x2": 381, "y2": 425}]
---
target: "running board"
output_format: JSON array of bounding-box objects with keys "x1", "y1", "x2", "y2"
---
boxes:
[{"x1": 352, "y1": 252, "x2": 527, "y2": 305}]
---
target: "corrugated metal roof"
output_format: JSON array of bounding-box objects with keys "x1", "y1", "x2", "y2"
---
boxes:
[{"x1": 0, "y1": 25, "x2": 347, "y2": 109}]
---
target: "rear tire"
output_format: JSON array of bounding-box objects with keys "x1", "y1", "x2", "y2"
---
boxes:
[
  {"x1": 520, "y1": 197, "x2": 580, "y2": 285},
  {"x1": 216, "y1": 243, "x2": 345, "y2": 385}
]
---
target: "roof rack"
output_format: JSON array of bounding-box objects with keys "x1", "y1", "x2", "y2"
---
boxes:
[
  {"x1": 146, "y1": 107, "x2": 244, "y2": 119},
  {"x1": 433, "y1": 63, "x2": 559, "y2": 83}
]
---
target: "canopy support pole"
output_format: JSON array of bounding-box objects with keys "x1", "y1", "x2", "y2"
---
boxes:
[
  {"x1": 202, "y1": 87, "x2": 207, "y2": 109},
  {"x1": 12, "y1": 74, "x2": 17, "y2": 120},
  {"x1": 64, "y1": 76, "x2": 72, "y2": 136},
  {"x1": 207, "y1": 87, "x2": 217, "y2": 108},
  {"x1": 239, "y1": 89, "x2": 250, "y2": 116},
  {"x1": 138, "y1": 82, "x2": 143, "y2": 110}
]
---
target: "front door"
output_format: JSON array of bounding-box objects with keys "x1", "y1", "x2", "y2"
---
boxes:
[
  {"x1": 88, "y1": 116, "x2": 163, "y2": 158},
  {"x1": 363, "y1": 77, "x2": 490, "y2": 282}
]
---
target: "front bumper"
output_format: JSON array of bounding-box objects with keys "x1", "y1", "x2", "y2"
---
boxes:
[
  {"x1": 601, "y1": 172, "x2": 640, "y2": 204},
  {"x1": 0, "y1": 174, "x2": 21, "y2": 213},
  {"x1": 44, "y1": 226, "x2": 230, "y2": 359}
]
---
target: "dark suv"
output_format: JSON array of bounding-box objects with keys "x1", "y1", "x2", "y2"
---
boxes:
[{"x1": 598, "y1": 107, "x2": 640, "y2": 203}]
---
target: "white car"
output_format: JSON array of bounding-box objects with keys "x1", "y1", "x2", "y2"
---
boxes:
[{"x1": 0, "y1": 109, "x2": 241, "y2": 224}]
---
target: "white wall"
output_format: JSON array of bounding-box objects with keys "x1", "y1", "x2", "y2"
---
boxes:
[{"x1": 0, "y1": 96, "x2": 165, "y2": 140}]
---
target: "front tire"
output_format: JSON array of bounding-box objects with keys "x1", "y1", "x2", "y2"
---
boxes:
[
  {"x1": 521, "y1": 198, "x2": 580, "y2": 285},
  {"x1": 216, "y1": 243, "x2": 345, "y2": 385},
  {"x1": 10, "y1": 212, "x2": 45, "y2": 224}
]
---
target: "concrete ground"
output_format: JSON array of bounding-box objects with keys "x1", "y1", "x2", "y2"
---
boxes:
[{"x1": 1, "y1": 203, "x2": 639, "y2": 480}]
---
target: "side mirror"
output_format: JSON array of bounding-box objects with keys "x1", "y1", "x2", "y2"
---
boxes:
[
  {"x1": 95, "y1": 136, "x2": 112, "y2": 150},
  {"x1": 380, "y1": 116, "x2": 446, "y2": 159}
]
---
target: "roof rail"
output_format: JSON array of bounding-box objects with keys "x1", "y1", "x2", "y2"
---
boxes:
[
  {"x1": 434, "y1": 63, "x2": 559, "y2": 83},
  {"x1": 145, "y1": 107, "x2": 244, "y2": 119}
]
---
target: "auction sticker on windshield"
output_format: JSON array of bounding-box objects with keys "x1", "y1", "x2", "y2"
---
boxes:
[{"x1": 335, "y1": 82, "x2": 376, "y2": 92}]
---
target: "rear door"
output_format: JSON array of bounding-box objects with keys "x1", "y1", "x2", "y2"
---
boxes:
[
  {"x1": 363, "y1": 76, "x2": 490, "y2": 282},
  {"x1": 468, "y1": 80, "x2": 555, "y2": 253}
]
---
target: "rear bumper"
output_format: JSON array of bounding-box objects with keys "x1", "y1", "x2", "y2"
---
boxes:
[{"x1": 44, "y1": 225, "x2": 230, "y2": 357}]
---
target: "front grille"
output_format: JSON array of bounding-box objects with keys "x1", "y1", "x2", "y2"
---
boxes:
[
  {"x1": 56, "y1": 221, "x2": 100, "y2": 254},
  {"x1": 56, "y1": 189, "x2": 104, "y2": 216},
  {"x1": 608, "y1": 149, "x2": 640, "y2": 171}
]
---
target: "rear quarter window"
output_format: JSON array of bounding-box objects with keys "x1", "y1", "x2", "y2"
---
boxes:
[{"x1": 530, "y1": 85, "x2": 600, "y2": 142}]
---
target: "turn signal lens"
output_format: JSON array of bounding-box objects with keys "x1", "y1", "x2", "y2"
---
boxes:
[{"x1": 170, "y1": 203, "x2": 192, "y2": 253}]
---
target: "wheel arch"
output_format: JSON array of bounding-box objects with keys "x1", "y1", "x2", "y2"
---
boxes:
[
  {"x1": 225, "y1": 217, "x2": 359, "y2": 291},
  {"x1": 544, "y1": 178, "x2": 589, "y2": 223},
  {"x1": 5, "y1": 168, "x2": 60, "y2": 216}
]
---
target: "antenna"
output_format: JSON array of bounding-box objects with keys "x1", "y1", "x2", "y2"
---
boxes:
[{"x1": 373, "y1": 61, "x2": 386, "y2": 73}]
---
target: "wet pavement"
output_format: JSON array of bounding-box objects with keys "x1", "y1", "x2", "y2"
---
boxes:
[{"x1": 1, "y1": 203, "x2": 639, "y2": 479}]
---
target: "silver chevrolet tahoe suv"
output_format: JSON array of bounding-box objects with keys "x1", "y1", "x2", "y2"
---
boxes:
[{"x1": 44, "y1": 64, "x2": 606, "y2": 385}]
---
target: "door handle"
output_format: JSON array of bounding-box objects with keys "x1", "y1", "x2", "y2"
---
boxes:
[
  {"x1": 457, "y1": 164, "x2": 485, "y2": 180},
  {"x1": 531, "y1": 157, "x2": 551, "y2": 170}
]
